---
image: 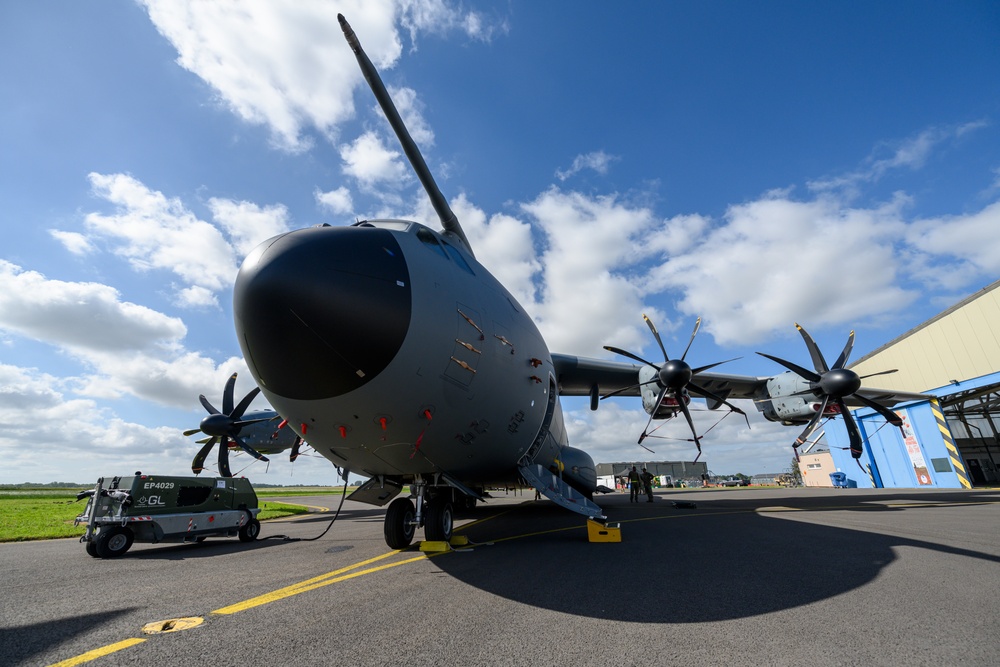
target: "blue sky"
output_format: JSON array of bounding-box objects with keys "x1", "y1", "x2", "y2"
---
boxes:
[{"x1": 1, "y1": 1, "x2": 998, "y2": 484}]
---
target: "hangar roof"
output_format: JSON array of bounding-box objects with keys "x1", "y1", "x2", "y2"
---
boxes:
[{"x1": 850, "y1": 279, "x2": 1000, "y2": 393}]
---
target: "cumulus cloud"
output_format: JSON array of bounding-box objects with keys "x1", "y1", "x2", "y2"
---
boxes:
[
  {"x1": 0, "y1": 363, "x2": 196, "y2": 483},
  {"x1": 49, "y1": 230, "x2": 96, "y2": 255},
  {"x1": 340, "y1": 131, "x2": 411, "y2": 190},
  {"x1": 84, "y1": 172, "x2": 239, "y2": 298},
  {"x1": 208, "y1": 198, "x2": 292, "y2": 257},
  {"x1": 0, "y1": 261, "x2": 187, "y2": 353},
  {"x1": 140, "y1": 0, "x2": 504, "y2": 152},
  {"x1": 316, "y1": 186, "x2": 355, "y2": 215}
]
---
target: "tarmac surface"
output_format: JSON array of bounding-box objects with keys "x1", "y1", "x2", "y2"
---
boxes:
[{"x1": 1, "y1": 486, "x2": 998, "y2": 666}]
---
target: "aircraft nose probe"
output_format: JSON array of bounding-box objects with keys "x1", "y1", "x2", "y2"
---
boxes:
[{"x1": 338, "y1": 13, "x2": 474, "y2": 258}]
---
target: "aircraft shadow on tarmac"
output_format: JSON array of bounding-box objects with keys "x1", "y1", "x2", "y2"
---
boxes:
[
  {"x1": 439, "y1": 491, "x2": 1000, "y2": 624},
  {"x1": 1, "y1": 607, "x2": 138, "y2": 666}
]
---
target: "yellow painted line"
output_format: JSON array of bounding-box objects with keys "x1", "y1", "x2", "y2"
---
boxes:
[
  {"x1": 212, "y1": 551, "x2": 429, "y2": 615},
  {"x1": 46, "y1": 638, "x2": 146, "y2": 667}
]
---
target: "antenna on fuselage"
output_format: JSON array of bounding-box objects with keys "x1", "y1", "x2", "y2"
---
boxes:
[{"x1": 339, "y1": 14, "x2": 474, "y2": 258}]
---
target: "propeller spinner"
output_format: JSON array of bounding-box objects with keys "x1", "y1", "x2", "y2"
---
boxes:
[
  {"x1": 757, "y1": 324, "x2": 901, "y2": 461},
  {"x1": 604, "y1": 315, "x2": 745, "y2": 459},
  {"x1": 185, "y1": 373, "x2": 272, "y2": 476}
]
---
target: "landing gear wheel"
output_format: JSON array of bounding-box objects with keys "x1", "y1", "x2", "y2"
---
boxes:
[
  {"x1": 95, "y1": 527, "x2": 133, "y2": 558},
  {"x1": 239, "y1": 518, "x2": 261, "y2": 542},
  {"x1": 384, "y1": 498, "x2": 416, "y2": 549},
  {"x1": 424, "y1": 497, "x2": 454, "y2": 542},
  {"x1": 85, "y1": 541, "x2": 99, "y2": 558}
]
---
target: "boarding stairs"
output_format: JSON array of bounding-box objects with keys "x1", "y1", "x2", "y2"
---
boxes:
[{"x1": 518, "y1": 463, "x2": 606, "y2": 522}]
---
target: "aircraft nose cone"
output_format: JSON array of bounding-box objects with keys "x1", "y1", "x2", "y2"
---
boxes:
[{"x1": 234, "y1": 225, "x2": 411, "y2": 400}]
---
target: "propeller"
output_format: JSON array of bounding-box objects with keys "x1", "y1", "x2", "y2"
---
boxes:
[
  {"x1": 604, "y1": 315, "x2": 746, "y2": 459},
  {"x1": 757, "y1": 324, "x2": 902, "y2": 461},
  {"x1": 275, "y1": 419, "x2": 304, "y2": 462},
  {"x1": 185, "y1": 373, "x2": 272, "y2": 476}
]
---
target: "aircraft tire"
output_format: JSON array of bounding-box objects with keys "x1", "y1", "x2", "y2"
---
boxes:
[
  {"x1": 239, "y1": 518, "x2": 261, "y2": 542},
  {"x1": 384, "y1": 497, "x2": 416, "y2": 549},
  {"x1": 424, "y1": 497, "x2": 454, "y2": 542},
  {"x1": 85, "y1": 541, "x2": 99, "y2": 558},
  {"x1": 95, "y1": 527, "x2": 133, "y2": 558}
]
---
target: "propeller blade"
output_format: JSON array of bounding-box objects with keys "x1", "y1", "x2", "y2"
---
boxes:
[
  {"x1": 191, "y1": 437, "x2": 218, "y2": 475},
  {"x1": 233, "y1": 436, "x2": 270, "y2": 462},
  {"x1": 676, "y1": 395, "x2": 701, "y2": 445},
  {"x1": 222, "y1": 373, "x2": 237, "y2": 415},
  {"x1": 853, "y1": 393, "x2": 904, "y2": 427},
  {"x1": 289, "y1": 437, "x2": 302, "y2": 462},
  {"x1": 837, "y1": 399, "x2": 864, "y2": 458},
  {"x1": 604, "y1": 345, "x2": 660, "y2": 369},
  {"x1": 680, "y1": 317, "x2": 702, "y2": 361},
  {"x1": 859, "y1": 369, "x2": 898, "y2": 380},
  {"x1": 643, "y1": 314, "x2": 669, "y2": 361},
  {"x1": 757, "y1": 351, "x2": 822, "y2": 383},
  {"x1": 199, "y1": 395, "x2": 220, "y2": 415},
  {"x1": 688, "y1": 381, "x2": 747, "y2": 417},
  {"x1": 795, "y1": 324, "x2": 830, "y2": 374},
  {"x1": 690, "y1": 357, "x2": 741, "y2": 375},
  {"x1": 638, "y1": 385, "x2": 670, "y2": 444},
  {"x1": 218, "y1": 436, "x2": 232, "y2": 477},
  {"x1": 832, "y1": 330, "x2": 855, "y2": 370},
  {"x1": 183, "y1": 428, "x2": 203, "y2": 437},
  {"x1": 231, "y1": 386, "x2": 261, "y2": 420},
  {"x1": 600, "y1": 378, "x2": 659, "y2": 400},
  {"x1": 232, "y1": 416, "x2": 273, "y2": 428},
  {"x1": 794, "y1": 395, "x2": 829, "y2": 448}
]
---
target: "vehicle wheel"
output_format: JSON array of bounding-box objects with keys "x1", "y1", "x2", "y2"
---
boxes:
[
  {"x1": 194, "y1": 536, "x2": 208, "y2": 543},
  {"x1": 95, "y1": 527, "x2": 133, "y2": 559},
  {"x1": 239, "y1": 518, "x2": 261, "y2": 542},
  {"x1": 85, "y1": 541, "x2": 99, "y2": 558},
  {"x1": 384, "y1": 497, "x2": 416, "y2": 549},
  {"x1": 424, "y1": 497, "x2": 454, "y2": 542}
]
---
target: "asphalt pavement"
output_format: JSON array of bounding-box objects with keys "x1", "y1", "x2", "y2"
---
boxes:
[{"x1": 1, "y1": 487, "x2": 998, "y2": 666}]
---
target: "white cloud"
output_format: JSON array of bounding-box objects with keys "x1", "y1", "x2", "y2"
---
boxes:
[
  {"x1": 646, "y1": 194, "x2": 919, "y2": 346},
  {"x1": 49, "y1": 230, "x2": 96, "y2": 255},
  {"x1": 809, "y1": 123, "x2": 990, "y2": 196},
  {"x1": 140, "y1": 0, "x2": 397, "y2": 152},
  {"x1": 139, "y1": 1, "x2": 505, "y2": 152},
  {"x1": 0, "y1": 363, "x2": 195, "y2": 484},
  {"x1": 316, "y1": 186, "x2": 355, "y2": 215},
  {"x1": 340, "y1": 130, "x2": 411, "y2": 189},
  {"x1": 905, "y1": 200, "x2": 1000, "y2": 285},
  {"x1": 0, "y1": 261, "x2": 187, "y2": 353},
  {"x1": 84, "y1": 172, "x2": 239, "y2": 299},
  {"x1": 208, "y1": 197, "x2": 292, "y2": 257},
  {"x1": 555, "y1": 150, "x2": 620, "y2": 181}
]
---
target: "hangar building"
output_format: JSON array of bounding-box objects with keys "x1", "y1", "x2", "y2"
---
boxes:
[{"x1": 824, "y1": 279, "x2": 1000, "y2": 488}]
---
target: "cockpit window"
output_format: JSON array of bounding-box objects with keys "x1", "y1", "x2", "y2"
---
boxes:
[
  {"x1": 441, "y1": 240, "x2": 475, "y2": 275},
  {"x1": 416, "y1": 227, "x2": 448, "y2": 259}
]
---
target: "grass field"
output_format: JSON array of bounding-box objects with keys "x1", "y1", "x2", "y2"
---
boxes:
[{"x1": 0, "y1": 486, "x2": 342, "y2": 543}]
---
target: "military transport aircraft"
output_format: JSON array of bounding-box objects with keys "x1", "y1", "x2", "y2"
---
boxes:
[{"x1": 204, "y1": 15, "x2": 926, "y2": 549}]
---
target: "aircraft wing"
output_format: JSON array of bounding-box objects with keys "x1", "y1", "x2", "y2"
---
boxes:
[
  {"x1": 551, "y1": 353, "x2": 768, "y2": 400},
  {"x1": 551, "y1": 353, "x2": 928, "y2": 409}
]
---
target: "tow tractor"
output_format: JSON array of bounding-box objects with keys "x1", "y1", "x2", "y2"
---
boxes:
[{"x1": 75, "y1": 473, "x2": 261, "y2": 558}]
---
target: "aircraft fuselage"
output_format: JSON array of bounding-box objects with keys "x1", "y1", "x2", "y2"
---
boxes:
[{"x1": 234, "y1": 220, "x2": 570, "y2": 490}]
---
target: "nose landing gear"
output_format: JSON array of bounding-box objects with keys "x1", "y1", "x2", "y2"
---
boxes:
[{"x1": 382, "y1": 477, "x2": 456, "y2": 549}]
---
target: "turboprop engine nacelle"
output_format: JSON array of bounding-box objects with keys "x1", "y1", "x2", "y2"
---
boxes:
[
  {"x1": 757, "y1": 371, "x2": 840, "y2": 425},
  {"x1": 639, "y1": 365, "x2": 690, "y2": 418}
]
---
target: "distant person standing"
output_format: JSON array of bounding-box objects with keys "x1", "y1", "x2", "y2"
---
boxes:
[
  {"x1": 628, "y1": 466, "x2": 641, "y2": 503},
  {"x1": 641, "y1": 468, "x2": 655, "y2": 502}
]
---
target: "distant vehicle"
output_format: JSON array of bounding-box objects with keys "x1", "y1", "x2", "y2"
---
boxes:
[
  {"x1": 718, "y1": 478, "x2": 750, "y2": 487},
  {"x1": 75, "y1": 474, "x2": 261, "y2": 558}
]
